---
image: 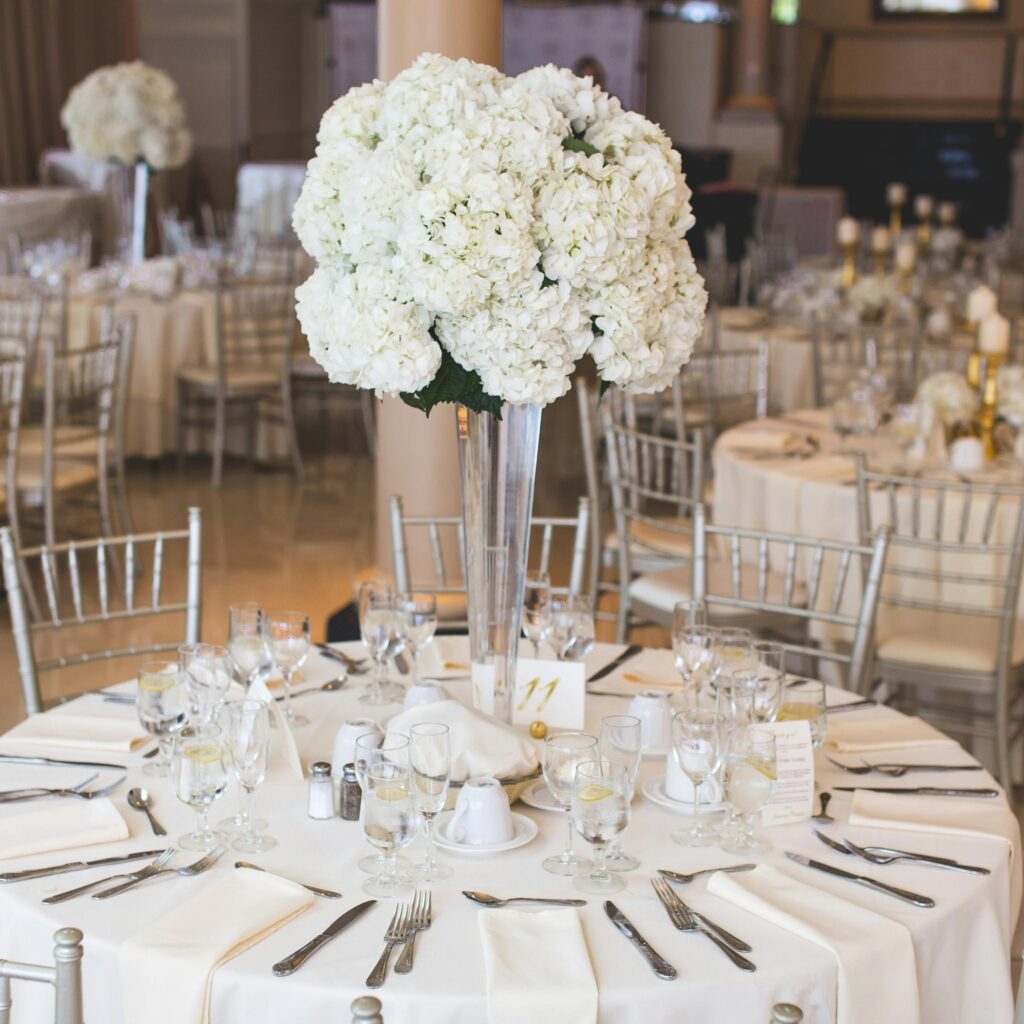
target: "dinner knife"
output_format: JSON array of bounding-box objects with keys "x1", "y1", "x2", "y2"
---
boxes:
[
  {"x1": 825, "y1": 699, "x2": 876, "y2": 714},
  {"x1": 833, "y1": 786, "x2": 999, "y2": 798},
  {"x1": 604, "y1": 901, "x2": 677, "y2": 980},
  {"x1": 0, "y1": 754, "x2": 127, "y2": 772},
  {"x1": 784, "y1": 852, "x2": 935, "y2": 908},
  {"x1": 272, "y1": 900, "x2": 376, "y2": 976},
  {"x1": 588, "y1": 644, "x2": 642, "y2": 683},
  {"x1": 0, "y1": 849, "x2": 166, "y2": 883}
]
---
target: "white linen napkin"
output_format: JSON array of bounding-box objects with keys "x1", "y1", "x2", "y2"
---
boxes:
[
  {"x1": 0, "y1": 798, "x2": 129, "y2": 860},
  {"x1": 387, "y1": 699, "x2": 539, "y2": 782},
  {"x1": 478, "y1": 908, "x2": 597, "y2": 1024},
  {"x1": 708, "y1": 865, "x2": 920, "y2": 1024},
  {"x1": 248, "y1": 676, "x2": 303, "y2": 780},
  {"x1": 120, "y1": 869, "x2": 314, "y2": 1024},
  {"x1": 415, "y1": 636, "x2": 473, "y2": 679},
  {"x1": 0, "y1": 712, "x2": 148, "y2": 753},
  {"x1": 827, "y1": 715, "x2": 952, "y2": 753}
]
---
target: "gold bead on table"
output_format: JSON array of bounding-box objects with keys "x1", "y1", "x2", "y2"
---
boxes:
[{"x1": 529, "y1": 721, "x2": 547, "y2": 740}]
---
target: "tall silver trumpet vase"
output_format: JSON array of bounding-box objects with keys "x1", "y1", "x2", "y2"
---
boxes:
[{"x1": 456, "y1": 402, "x2": 541, "y2": 725}]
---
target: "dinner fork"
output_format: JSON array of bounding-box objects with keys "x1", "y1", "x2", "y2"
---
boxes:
[
  {"x1": 91, "y1": 846, "x2": 226, "y2": 898},
  {"x1": 842, "y1": 838, "x2": 990, "y2": 875},
  {"x1": 43, "y1": 849, "x2": 176, "y2": 904},
  {"x1": 394, "y1": 889, "x2": 431, "y2": 975},
  {"x1": 366, "y1": 902, "x2": 411, "y2": 989},
  {"x1": 0, "y1": 775, "x2": 125, "y2": 803}
]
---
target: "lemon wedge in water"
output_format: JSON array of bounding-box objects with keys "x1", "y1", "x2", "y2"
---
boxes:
[{"x1": 578, "y1": 784, "x2": 614, "y2": 802}]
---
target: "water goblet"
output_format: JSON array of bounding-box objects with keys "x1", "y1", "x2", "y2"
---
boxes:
[
  {"x1": 358, "y1": 581, "x2": 404, "y2": 705},
  {"x1": 670, "y1": 710, "x2": 725, "y2": 847},
  {"x1": 713, "y1": 628, "x2": 755, "y2": 680},
  {"x1": 712, "y1": 674, "x2": 756, "y2": 728},
  {"x1": 522, "y1": 572, "x2": 552, "y2": 658},
  {"x1": 720, "y1": 727, "x2": 777, "y2": 855},
  {"x1": 362, "y1": 763, "x2": 417, "y2": 898},
  {"x1": 777, "y1": 679, "x2": 828, "y2": 748},
  {"x1": 672, "y1": 599, "x2": 707, "y2": 632},
  {"x1": 136, "y1": 661, "x2": 185, "y2": 778},
  {"x1": 571, "y1": 761, "x2": 630, "y2": 895},
  {"x1": 221, "y1": 699, "x2": 274, "y2": 853},
  {"x1": 354, "y1": 732, "x2": 411, "y2": 876},
  {"x1": 397, "y1": 594, "x2": 438, "y2": 685},
  {"x1": 672, "y1": 625, "x2": 722, "y2": 704},
  {"x1": 409, "y1": 722, "x2": 452, "y2": 883},
  {"x1": 263, "y1": 610, "x2": 311, "y2": 726},
  {"x1": 176, "y1": 733, "x2": 228, "y2": 852},
  {"x1": 183, "y1": 644, "x2": 233, "y2": 735},
  {"x1": 553, "y1": 595, "x2": 595, "y2": 661},
  {"x1": 227, "y1": 602, "x2": 270, "y2": 687},
  {"x1": 599, "y1": 714, "x2": 642, "y2": 872},
  {"x1": 542, "y1": 732, "x2": 598, "y2": 876}
]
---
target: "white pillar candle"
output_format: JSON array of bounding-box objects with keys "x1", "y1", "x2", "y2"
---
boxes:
[
  {"x1": 978, "y1": 311, "x2": 1010, "y2": 356},
  {"x1": 870, "y1": 226, "x2": 891, "y2": 253},
  {"x1": 966, "y1": 284, "x2": 998, "y2": 324},
  {"x1": 938, "y1": 201, "x2": 957, "y2": 226},
  {"x1": 836, "y1": 216, "x2": 859, "y2": 246},
  {"x1": 914, "y1": 194, "x2": 934, "y2": 220},
  {"x1": 895, "y1": 240, "x2": 917, "y2": 272},
  {"x1": 887, "y1": 182, "x2": 907, "y2": 206}
]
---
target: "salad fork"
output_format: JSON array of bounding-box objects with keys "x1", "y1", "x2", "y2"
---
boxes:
[
  {"x1": 92, "y1": 846, "x2": 226, "y2": 898},
  {"x1": 0, "y1": 775, "x2": 125, "y2": 803},
  {"x1": 394, "y1": 889, "x2": 431, "y2": 975},
  {"x1": 842, "y1": 838, "x2": 990, "y2": 875},
  {"x1": 366, "y1": 903, "x2": 411, "y2": 989},
  {"x1": 43, "y1": 849, "x2": 176, "y2": 904}
]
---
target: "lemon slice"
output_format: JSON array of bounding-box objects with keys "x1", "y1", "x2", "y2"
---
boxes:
[
  {"x1": 746, "y1": 758, "x2": 777, "y2": 782},
  {"x1": 184, "y1": 744, "x2": 223, "y2": 765},
  {"x1": 578, "y1": 784, "x2": 614, "y2": 802},
  {"x1": 138, "y1": 674, "x2": 177, "y2": 693},
  {"x1": 376, "y1": 786, "x2": 409, "y2": 802}
]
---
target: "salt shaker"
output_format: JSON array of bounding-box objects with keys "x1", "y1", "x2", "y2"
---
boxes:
[
  {"x1": 770, "y1": 1005, "x2": 803, "y2": 1023},
  {"x1": 308, "y1": 761, "x2": 334, "y2": 819},
  {"x1": 339, "y1": 763, "x2": 362, "y2": 821}
]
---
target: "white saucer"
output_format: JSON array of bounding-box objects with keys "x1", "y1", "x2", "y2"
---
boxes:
[
  {"x1": 435, "y1": 811, "x2": 538, "y2": 855},
  {"x1": 518, "y1": 781, "x2": 562, "y2": 812},
  {"x1": 642, "y1": 777, "x2": 725, "y2": 815}
]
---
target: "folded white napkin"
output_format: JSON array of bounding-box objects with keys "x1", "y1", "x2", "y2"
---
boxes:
[
  {"x1": 0, "y1": 798, "x2": 129, "y2": 860},
  {"x1": 120, "y1": 869, "x2": 314, "y2": 1024},
  {"x1": 478, "y1": 909, "x2": 597, "y2": 1024},
  {"x1": 708, "y1": 865, "x2": 919, "y2": 1024},
  {"x1": 248, "y1": 676, "x2": 303, "y2": 780},
  {"x1": 730, "y1": 429, "x2": 800, "y2": 453},
  {"x1": 416, "y1": 636, "x2": 473, "y2": 679},
  {"x1": 0, "y1": 712, "x2": 148, "y2": 753},
  {"x1": 827, "y1": 715, "x2": 951, "y2": 753},
  {"x1": 611, "y1": 648, "x2": 679, "y2": 690},
  {"x1": 387, "y1": 699, "x2": 539, "y2": 782}
]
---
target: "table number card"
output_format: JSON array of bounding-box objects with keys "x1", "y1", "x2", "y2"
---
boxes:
[
  {"x1": 471, "y1": 659, "x2": 586, "y2": 730},
  {"x1": 759, "y1": 719, "x2": 815, "y2": 826}
]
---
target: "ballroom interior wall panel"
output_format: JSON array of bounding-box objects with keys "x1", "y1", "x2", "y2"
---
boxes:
[{"x1": 646, "y1": 21, "x2": 722, "y2": 148}]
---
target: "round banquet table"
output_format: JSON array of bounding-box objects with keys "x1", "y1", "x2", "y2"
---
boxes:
[{"x1": 0, "y1": 640, "x2": 1018, "y2": 1023}]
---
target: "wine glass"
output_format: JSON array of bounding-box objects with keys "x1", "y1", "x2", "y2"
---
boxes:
[
  {"x1": 713, "y1": 674, "x2": 756, "y2": 728},
  {"x1": 354, "y1": 732, "x2": 410, "y2": 875},
  {"x1": 571, "y1": 760, "x2": 630, "y2": 895},
  {"x1": 397, "y1": 594, "x2": 437, "y2": 685},
  {"x1": 176, "y1": 733, "x2": 228, "y2": 851},
  {"x1": 777, "y1": 679, "x2": 828, "y2": 748},
  {"x1": 221, "y1": 699, "x2": 274, "y2": 853},
  {"x1": 672, "y1": 599, "x2": 707, "y2": 632},
  {"x1": 542, "y1": 732, "x2": 598, "y2": 876},
  {"x1": 136, "y1": 660, "x2": 185, "y2": 777},
  {"x1": 263, "y1": 610, "x2": 310, "y2": 726},
  {"x1": 599, "y1": 714, "x2": 642, "y2": 872},
  {"x1": 522, "y1": 572, "x2": 552, "y2": 657},
  {"x1": 670, "y1": 709, "x2": 725, "y2": 847},
  {"x1": 228, "y1": 602, "x2": 270, "y2": 687},
  {"x1": 182, "y1": 644, "x2": 233, "y2": 736},
  {"x1": 672, "y1": 625, "x2": 722, "y2": 704},
  {"x1": 358, "y1": 580, "x2": 404, "y2": 705},
  {"x1": 362, "y1": 762, "x2": 417, "y2": 897},
  {"x1": 720, "y1": 726, "x2": 777, "y2": 855},
  {"x1": 712, "y1": 628, "x2": 755, "y2": 679},
  {"x1": 409, "y1": 722, "x2": 452, "y2": 883},
  {"x1": 551, "y1": 594, "x2": 595, "y2": 661}
]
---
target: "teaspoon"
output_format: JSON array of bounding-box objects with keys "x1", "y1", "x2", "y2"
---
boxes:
[
  {"x1": 127, "y1": 788, "x2": 166, "y2": 836},
  {"x1": 463, "y1": 890, "x2": 586, "y2": 908}
]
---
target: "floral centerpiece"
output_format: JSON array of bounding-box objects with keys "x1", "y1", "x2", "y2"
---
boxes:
[
  {"x1": 294, "y1": 54, "x2": 706, "y2": 720},
  {"x1": 916, "y1": 371, "x2": 980, "y2": 449},
  {"x1": 846, "y1": 274, "x2": 898, "y2": 323}
]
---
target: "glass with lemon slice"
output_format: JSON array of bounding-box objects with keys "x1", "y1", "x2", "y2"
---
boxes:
[
  {"x1": 362, "y1": 763, "x2": 416, "y2": 897},
  {"x1": 176, "y1": 735, "x2": 228, "y2": 851},
  {"x1": 136, "y1": 660, "x2": 185, "y2": 778},
  {"x1": 570, "y1": 760, "x2": 630, "y2": 895},
  {"x1": 720, "y1": 727, "x2": 777, "y2": 855},
  {"x1": 777, "y1": 679, "x2": 827, "y2": 748}
]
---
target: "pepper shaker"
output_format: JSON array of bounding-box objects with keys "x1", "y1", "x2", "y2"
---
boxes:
[
  {"x1": 339, "y1": 763, "x2": 362, "y2": 821},
  {"x1": 308, "y1": 761, "x2": 335, "y2": 819}
]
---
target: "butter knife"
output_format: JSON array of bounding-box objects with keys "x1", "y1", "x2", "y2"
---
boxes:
[
  {"x1": 604, "y1": 901, "x2": 677, "y2": 980},
  {"x1": 784, "y1": 852, "x2": 935, "y2": 908},
  {"x1": 588, "y1": 644, "x2": 642, "y2": 683},
  {"x1": 0, "y1": 754, "x2": 127, "y2": 772},
  {"x1": 272, "y1": 900, "x2": 376, "y2": 975},
  {"x1": 0, "y1": 849, "x2": 165, "y2": 883},
  {"x1": 833, "y1": 786, "x2": 998, "y2": 798}
]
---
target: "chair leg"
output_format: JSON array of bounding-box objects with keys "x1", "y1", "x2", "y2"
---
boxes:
[
  {"x1": 212, "y1": 394, "x2": 226, "y2": 489},
  {"x1": 176, "y1": 380, "x2": 187, "y2": 473},
  {"x1": 996, "y1": 691, "x2": 1012, "y2": 790},
  {"x1": 282, "y1": 383, "x2": 305, "y2": 481},
  {"x1": 113, "y1": 456, "x2": 134, "y2": 536},
  {"x1": 246, "y1": 399, "x2": 258, "y2": 468}
]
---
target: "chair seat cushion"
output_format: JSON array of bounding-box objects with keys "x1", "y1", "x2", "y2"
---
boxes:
[
  {"x1": 19, "y1": 425, "x2": 99, "y2": 456},
  {"x1": 603, "y1": 519, "x2": 693, "y2": 572},
  {"x1": 178, "y1": 365, "x2": 279, "y2": 392},
  {"x1": 16, "y1": 456, "x2": 98, "y2": 496}
]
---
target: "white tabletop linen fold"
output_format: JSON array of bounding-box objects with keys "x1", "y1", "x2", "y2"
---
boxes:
[
  {"x1": 0, "y1": 712, "x2": 148, "y2": 753},
  {"x1": 416, "y1": 637, "x2": 474, "y2": 679},
  {"x1": 827, "y1": 716, "x2": 952, "y2": 753},
  {"x1": 120, "y1": 869, "x2": 314, "y2": 1024},
  {"x1": 0, "y1": 798, "x2": 128, "y2": 860},
  {"x1": 478, "y1": 908, "x2": 598, "y2": 1024}
]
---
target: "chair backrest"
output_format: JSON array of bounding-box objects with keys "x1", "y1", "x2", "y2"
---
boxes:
[
  {"x1": 0, "y1": 278, "x2": 43, "y2": 365},
  {"x1": 678, "y1": 339, "x2": 769, "y2": 432},
  {"x1": 215, "y1": 277, "x2": 294, "y2": 381},
  {"x1": 97, "y1": 313, "x2": 136, "y2": 473},
  {"x1": 1, "y1": 507, "x2": 203, "y2": 716},
  {"x1": 745, "y1": 230, "x2": 798, "y2": 302},
  {"x1": 0, "y1": 927, "x2": 84, "y2": 1024},
  {"x1": 692, "y1": 502, "x2": 890, "y2": 694},
  {"x1": 0, "y1": 352, "x2": 26, "y2": 549}
]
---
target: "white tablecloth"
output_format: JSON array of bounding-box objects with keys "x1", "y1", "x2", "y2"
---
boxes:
[
  {"x1": 0, "y1": 641, "x2": 1017, "y2": 1023},
  {"x1": 236, "y1": 163, "x2": 306, "y2": 239}
]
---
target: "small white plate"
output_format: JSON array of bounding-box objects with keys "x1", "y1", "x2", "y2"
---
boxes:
[
  {"x1": 435, "y1": 811, "x2": 538, "y2": 855},
  {"x1": 518, "y1": 781, "x2": 562, "y2": 812},
  {"x1": 642, "y1": 777, "x2": 726, "y2": 815}
]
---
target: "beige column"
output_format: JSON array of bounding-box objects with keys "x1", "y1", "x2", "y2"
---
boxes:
[
  {"x1": 373, "y1": 0, "x2": 501, "y2": 576},
  {"x1": 727, "y1": 0, "x2": 775, "y2": 111}
]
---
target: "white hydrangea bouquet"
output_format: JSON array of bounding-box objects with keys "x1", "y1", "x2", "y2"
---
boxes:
[
  {"x1": 293, "y1": 54, "x2": 706, "y2": 415},
  {"x1": 846, "y1": 274, "x2": 898, "y2": 322},
  {"x1": 916, "y1": 371, "x2": 980, "y2": 428},
  {"x1": 61, "y1": 61, "x2": 191, "y2": 171}
]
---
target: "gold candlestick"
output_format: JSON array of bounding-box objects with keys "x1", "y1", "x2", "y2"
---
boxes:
[
  {"x1": 972, "y1": 349, "x2": 1005, "y2": 461},
  {"x1": 873, "y1": 252, "x2": 888, "y2": 277},
  {"x1": 889, "y1": 203, "x2": 902, "y2": 236},
  {"x1": 917, "y1": 217, "x2": 932, "y2": 256},
  {"x1": 841, "y1": 241, "x2": 857, "y2": 289}
]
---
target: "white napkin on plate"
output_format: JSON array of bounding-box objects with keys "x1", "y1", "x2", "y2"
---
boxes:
[
  {"x1": 708, "y1": 865, "x2": 919, "y2": 1024},
  {"x1": 0, "y1": 712, "x2": 148, "y2": 753},
  {"x1": 387, "y1": 699, "x2": 539, "y2": 782},
  {"x1": 478, "y1": 908, "x2": 597, "y2": 1024},
  {"x1": 610, "y1": 648, "x2": 679, "y2": 691},
  {"x1": 0, "y1": 798, "x2": 129, "y2": 860},
  {"x1": 120, "y1": 869, "x2": 314, "y2": 1024},
  {"x1": 827, "y1": 715, "x2": 951, "y2": 753}
]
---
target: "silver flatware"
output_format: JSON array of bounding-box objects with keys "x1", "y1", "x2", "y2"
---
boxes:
[
  {"x1": 44, "y1": 849, "x2": 176, "y2": 904},
  {"x1": 0, "y1": 754, "x2": 127, "y2": 772},
  {"x1": 272, "y1": 899, "x2": 376, "y2": 976},
  {"x1": 827, "y1": 757, "x2": 982, "y2": 778},
  {"x1": 833, "y1": 786, "x2": 998, "y2": 798},
  {"x1": 274, "y1": 677, "x2": 346, "y2": 701},
  {"x1": 394, "y1": 889, "x2": 431, "y2": 975},
  {"x1": 100, "y1": 694, "x2": 136, "y2": 705},
  {"x1": 462, "y1": 890, "x2": 586, "y2": 908},
  {"x1": 825, "y1": 700, "x2": 876, "y2": 714},
  {"x1": 394, "y1": 652, "x2": 410, "y2": 675},
  {"x1": 784, "y1": 852, "x2": 935, "y2": 908},
  {"x1": 585, "y1": 688, "x2": 630, "y2": 698},
  {"x1": 658, "y1": 864, "x2": 756, "y2": 885},
  {"x1": 813, "y1": 829, "x2": 856, "y2": 858},
  {"x1": 128, "y1": 788, "x2": 166, "y2": 836},
  {"x1": 366, "y1": 902, "x2": 411, "y2": 989},
  {"x1": 235, "y1": 861, "x2": 342, "y2": 898},
  {"x1": 588, "y1": 644, "x2": 643, "y2": 683},
  {"x1": 811, "y1": 791, "x2": 834, "y2": 823},
  {"x1": 667, "y1": 892, "x2": 752, "y2": 953},
  {"x1": 92, "y1": 846, "x2": 226, "y2": 898},
  {"x1": 0, "y1": 775, "x2": 125, "y2": 803},
  {"x1": 604, "y1": 901, "x2": 677, "y2": 980},
  {"x1": 841, "y1": 840, "x2": 990, "y2": 875},
  {"x1": 315, "y1": 644, "x2": 369, "y2": 673},
  {"x1": 0, "y1": 847, "x2": 166, "y2": 883}
]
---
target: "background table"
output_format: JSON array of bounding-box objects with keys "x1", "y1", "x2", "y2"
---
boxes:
[
  {"x1": 0, "y1": 640, "x2": 1017, "y2": 1022},
  {"x1": 0, "y1": 188, "x2": 104, "y2": 274},
  {"x1": 236, "y1": 163, "x2": 306, "y2": 239}
]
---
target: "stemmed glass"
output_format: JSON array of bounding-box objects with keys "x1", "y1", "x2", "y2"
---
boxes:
[
  {"x1": 720, "y1": 727, "x2": 777, "y2": 855},
  {"x1": 599, "y1": 714, "x2": 642, "y2": 872},
  {"x1": 734, "y1": 643, "x2": 785, "y2": 724},
  {"x1": 571, "y1": 761, "x2": 630, "y2": 895},
  {"x1": 522, "y1": 572, "x2": 552, "y2": 657},
  {"x1": 672, "y1": 625, "x2": 722, "y2": 704},
  {"x1": 358, "y1": 580, "x2": 404, "y2": 705},
  {"x1": 136, "y1": 660, "x2": 185, "y2": 777},
  {"x1": 777, "y1": 679, "x2": 828, "y2": 748},
  {"x1": 362, "y1": 763, "x2": 417, "y2": 897},
  {"x1": 713, "y1": 675, "x2": 756, "y2": 727},
  {"x1": 182, "y1": 644, "x2": 233, "y2": 736},
  {"x1": 221, "y1": 699, "x2": 274, "y2": 853},
  {"x1": 713, "y1": 628, "x2": 755, "y2": 679},
  {"x1": 550, "y1": 595, "x2": 595, "y2": 661},
  {"x1": 542, "y1": 732, "x2": 598, "y2": 876},
  {"x1": 354, "y1": 732, "x2": 410, "y2": 875},
  {"x1": 672, "y1": 599, "x2": 707, "y2": 631},
  {"x1": 263, "y1": 610, "x2": 310, "y2": 726},
  {"x1": 409, "y1": 722, "x2": 452, "y2": 883},
  {"x1": 228, "y1": 602, "x2": 271, "y2": 687},
  {"x1": 670, "y1": 709, "x2": 725, "y2": 847},
  {"x1": 397, "y1": 594, "x2": 438, "y2": 685},
  {"x1": 176, "y1": 733, "x2": 228, "y2": 851}
]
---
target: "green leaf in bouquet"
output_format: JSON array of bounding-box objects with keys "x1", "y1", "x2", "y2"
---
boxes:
[
  {"x1": 400, "y1": 348, "x2": 503, "y2": 419},
  {"x1": 562, "y1": 136, "x2": 601, "y2": 158}
]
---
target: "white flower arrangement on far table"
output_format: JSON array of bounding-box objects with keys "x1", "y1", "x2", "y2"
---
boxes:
[
  {"x1": 846, "y1": 274, "x2": 898, "y2": 322},
  {"x1": 293, "y1": 54, "x2": 707, "y2": 414},
  {"x1": 916, "y1": 371, "x2": 980, "y2": 428},
  {"x1": 997, "y1": 365, "x2": 1024, "y2": 423}
]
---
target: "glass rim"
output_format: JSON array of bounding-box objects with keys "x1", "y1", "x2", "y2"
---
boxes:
[
  {"x1": 600, "y1": 714, "x2": 641, "y2": 729},
  {"x1": 222, "y1": 697, "x2": 268, "y2": 715},
  {"x1": 673, "y1": 708, "x2": 726, "y2": 726},
  {"x1": 409, "y1": 722, "x2": 449, "y2": 737},
  {"x1": 139, "y1": 659, "x2": 177, "y2": 675},
  {"x1": 734, "y1": 725, "x2": 777, "y2": 749},
  {"x1": 229, "y1": 601, "x2": 262, "y2": 615},
  {"x1": 544, "y1": 731, "x2": 598, "y2": 750},
  {"x1": 575, "y1": 759, "x2": 628, "y2": 782},
  {"x1": 396, "y1": 593, "x2": 438, "y2": 609},
  {"x1": 356, "y1": 731, "x2": 409, "y2": 751},
  {"x1": 195, "y1": 643, "x2": 229, "y2": 658}
]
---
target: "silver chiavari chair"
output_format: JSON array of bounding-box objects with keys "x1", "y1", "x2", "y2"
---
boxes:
[
  {"x1": 810, "y1": 313, "x2": 877, "y2": 407},
  {"x1": 0, "y1": 507, "x2": 202, "y2": 716},
  {"x1": 740, "y1": 229, "x2": 798, "y2": 307},
  {"x1": 389, "y1": 495, "x2": 590, "y2": 632},
  {"x1": 855, "y1": 462, "x2": 1024, "y2": 785},
  {"x1": 692, "y1": 502, "x2": 890, "y2": 694},
  {"x1": 0, "y1": 927, "x2": 84, "y2": 1024},
  {"x1": 291, "y1": 354, "x2": 376, "y2": 459},
  {"x1": 674, "y1": 339, "x2": 770, "y2": 438}
]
